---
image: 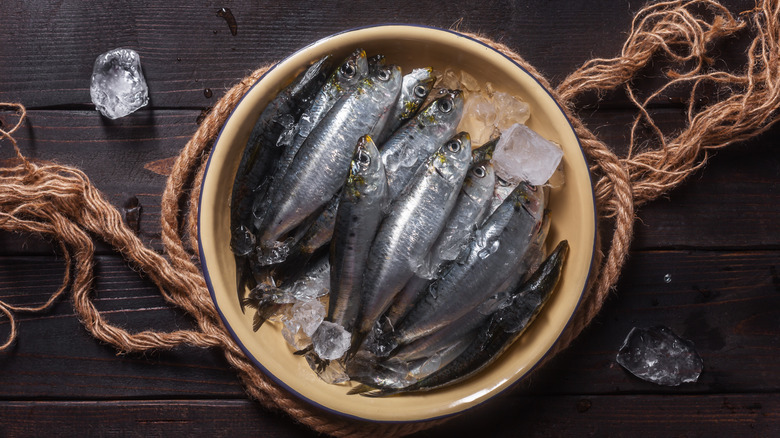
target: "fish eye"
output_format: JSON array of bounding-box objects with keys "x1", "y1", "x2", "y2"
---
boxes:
[
  {"x1": 357, "y1": 149, "x2": 371, "y2": 166},
  {"x1": 472, "y1": 165, "x2": 486, "y2": 178},
  {"x1": 446, "y1": 139, "x2": 461, "y2": 153},
  {"x1": 439, "y1": 97, "x2": 453, "y2": 113},
  {"x1": 341, "y1": 61, "x2": 357, "y2": 78},
  {"x1": 377, "y1": 68, "x2": 391, "y2": 81},
  {"x1": 413, "y1": 85, "x2": 427, "y2": 98}
]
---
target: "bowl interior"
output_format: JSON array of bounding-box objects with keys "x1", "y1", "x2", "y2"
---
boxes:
[{"x1": 199, "y1": 25, "x2": 596, "y2": 422}]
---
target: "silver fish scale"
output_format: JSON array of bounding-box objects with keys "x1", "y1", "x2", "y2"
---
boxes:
[
  {"x1": 392, "y1": 184, "x2": 545, "y2": 346},
  {"x1": 357, "y1": 142, "x2": 471, "y2": 338},
  {"x1": 380, "y1": 91, "x2": 464, "y2": 200},
  {"x1": 257, "y1": 66, "x2": 402, "y2": 245}
]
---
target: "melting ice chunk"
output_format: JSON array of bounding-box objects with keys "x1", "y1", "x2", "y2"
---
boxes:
[
  {"x1": 304, "y1": 352, "x2": 350, "y2": 384},
  {"x1": 280, "y1": 299, "x2": 325, "y2": 350},
  {"x1": 312, "y1": 321, "x2": 351, "y2": 360},
  {"x1": 493, "y1": 124, "x2": 563, "y2": 186},
  {"x1": 90, "y1": 48, "x2": 149, "y2": 119},
  {"x1": 616, "y1": 326, "x2": 703, "y2": 386}
]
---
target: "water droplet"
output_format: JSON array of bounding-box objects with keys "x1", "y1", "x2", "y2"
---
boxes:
[
  {"x1": 204, "y1": 88, "x2": 213, "y2": 98},
  {"x1": 664, "y1": 273, "x2": 672, "y2": 283},
  {"x1": 176, "y1": 57, "x2": 181, "y2": 62},
  {"x1": 122, "y1": 196, "x2": 142, "y2": 233},
  {"x1": 216, "y1": 7, "x2": 238, "y2": 36}
]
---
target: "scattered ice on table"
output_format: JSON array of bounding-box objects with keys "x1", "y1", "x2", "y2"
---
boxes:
[
  {"x1": 90, "y1": 48, "x2": 149, "y2": 119},
  {"x1": 493, "y1": 123, "x2": 563, "y2": 186},
  {"x1": 312, "y1": 321, "x2": 351, "y2": 360},
  {"x1": 281, "y1": 299, "x2": 325, "y2": 350},
  {"x1": 305, "y1": 351, "x2": 350, "y2": 384},
  {"x1": 616, "y1": 326, "x2": 703, "y2": 386}
]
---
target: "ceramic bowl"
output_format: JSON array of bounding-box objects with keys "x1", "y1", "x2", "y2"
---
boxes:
[{"x1": 199, "y1": 24, "x2": 596, "y2": 422}]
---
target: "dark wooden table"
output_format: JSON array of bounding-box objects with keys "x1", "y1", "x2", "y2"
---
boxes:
[{"x1": 1, "y1": 1, "x2": 778, "y2": 436}]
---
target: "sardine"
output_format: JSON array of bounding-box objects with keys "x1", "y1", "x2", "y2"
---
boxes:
[
  {"x1": 352, "y1": 132, "x2": 472, "y2": 355},
  {"x1": 378, "y1": 182, "x2": 545, "y2": 352},
  {"x1": 382, "y1": 159, "x2": 495, "y2": 327},
  {"x1": 374, "y1": 67, "x2": 436, "y2": 144},
  {"x1": 471, "y1": 136, "x2": 499, "y2": 163},
  {"x1": 380, "y1": 90, "x2": 465, "y2": 200},
  {"x1": 230, "y1": 55, "x2": 332, "y2": 310},
  {"x1": 328, "y1": 136, "x2": 388, "y2": 333},
  {"x1": 256, "y1": 64, "x2": 403, "y2": 248},
  {"x1": 388, "y1": 240, "x2": 569, "y2": 394},
  {"x1": 268, "y1": 49, "x2": 370, "y2": 195}
]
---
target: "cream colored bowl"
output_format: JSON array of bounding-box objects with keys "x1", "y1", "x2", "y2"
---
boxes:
[{"x1": 199, "y1": 25, "x2": 596, "y2": 422}]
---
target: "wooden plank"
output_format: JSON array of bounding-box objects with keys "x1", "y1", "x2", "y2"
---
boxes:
[
  {"x1": 1, "y1": 108, "x2": 777, "y2": 255},
  {"x1": 0, "y1": 394, "x2": 776, "y2": 437},
  {"x1": 524, "y1": 249, "x2": 780, "y2": 395},
  {"x1": 0, "y1": 0, "x2": 758, "y2": 109},
  {"x1": 0, "y1": 249, "x2": 778, "y2": 399},
  {"x1": 0, "y1": 255, "x2": 244, "y2": 399}
]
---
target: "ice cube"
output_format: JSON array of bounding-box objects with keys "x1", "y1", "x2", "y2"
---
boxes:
[
  {"x1": 492, "y1": 124, "x2": 563, "y2": 185},
  {"x1": 293, "y1": 299, "x2": 325, "y2": 337},
  {"x1": 304, "y1": 352, "x2": 350, "y2": 384},
  {"x1": 493, "y1": 92, "x2": 531, "y2": 130},
  {"x1": 281, "y1": 319, "x2": 310, "y2": 351},
  {"x1": 438, "y1": 67, "x2": 460, "y2": 90},
  {"x1": 616, "y1": 326, "x2": 703, "y2": 386},
  {"x1": 460, "y1": 70, "x2": 480, "y2": 92},
  {"x1": 312, "y1": 321, "x2": 351, "y2": 360},
  {"x1": 459, "y1": 94, "x2": 498, "y2": 145},
  {"x1": 90, "y1": 48, "x2": 149, "y2": 119}
]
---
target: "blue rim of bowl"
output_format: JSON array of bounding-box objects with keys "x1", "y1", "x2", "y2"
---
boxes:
[{"x1": 198, "y1": 23, "x2": 598, "y2": 423}]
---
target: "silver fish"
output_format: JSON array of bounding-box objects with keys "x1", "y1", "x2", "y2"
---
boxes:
[
  {"x1": 256, "y1": 64, "x2": 403, "y2": 248},
  {"x1": 382, "y1": 157, "x2": 494, "y2": 327},
  {"x1": 380, "y1": 89, "x2": 465, "y2": 200},
  {"x1": 374, "y1": 67, "x2": 436, "y2": 145},
  {"x1": 352, "y1": 132, "x2": 472, "y2": 354},
  {"x1": 380, "y1": 182, "x2": 546, "y2": 350},
  {"x1": 393, "y1": 209, "x2": 549, "y2": 363},
  {"x1": 230, "y1": 54, "x2": 332, "y2": 311},
  {"x1": 328, "y1": 135, "x2": 388, "y2": 333},
  {"x1": 272, "y1": 49, "x2": 370, "y2": 184},
  {"x1": 358, "y1": 240, "x2": 569, "y2": 396}
]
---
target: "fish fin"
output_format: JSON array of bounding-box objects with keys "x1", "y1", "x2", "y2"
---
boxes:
[{"x1": 294, "y1": 345, "x2": 314, "y2": 356}]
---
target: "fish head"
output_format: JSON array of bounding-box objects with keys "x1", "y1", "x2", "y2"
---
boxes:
[
  {"x1": 360, "y1": 64, "x2": 403, "y2": 102},
  {"x1": 332, "y1": 48, "x2": 369, "y2": 91},
  {"x1": 471, "y1": 136, "x2": 499, "y2": 162},
  {"x1": 346, "y1": 135, "x2": 386, "y2": 200},
  {"x1": 462, "y1": 159, "x2": 496, "y2": 203},
  {"x1": 510, "y1": 181, "x2": 546, "y2": 220},
  {"x1": 432, "y1": 131, "x2": 472, "y2": 185},
  {"x1": 399, "y1": 68, "x2": 435, "y2": 118},
  {"x1": 417, "y1": 89, "x2": 465, "y2": 131},
  {"x1": 368, "y1": 54, "x2": 386, "y2": 73}
]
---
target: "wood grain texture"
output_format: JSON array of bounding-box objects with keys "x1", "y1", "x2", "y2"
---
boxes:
[
  {"x1": 0, "y1": 251, "x2": 777, "y2": 398},
  {"x1": 0, "y1": 394, "x2": 775, "y2": 438},
  {"x1": 0, "y1": 109, "x2": 778, "y2": 256}
]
